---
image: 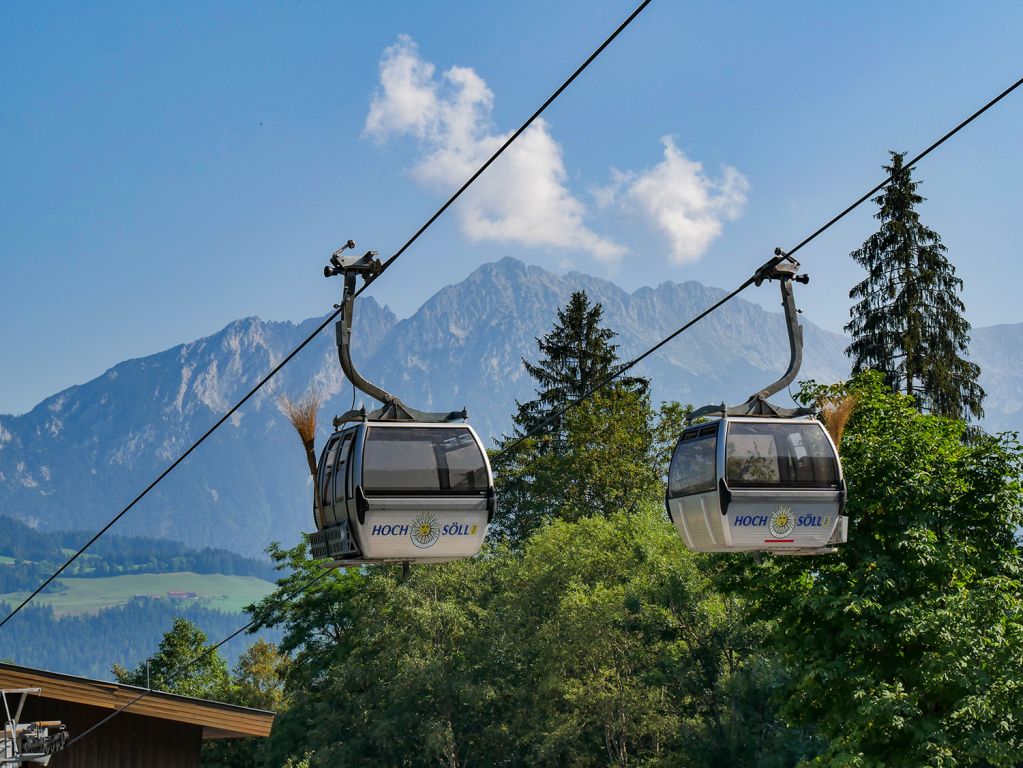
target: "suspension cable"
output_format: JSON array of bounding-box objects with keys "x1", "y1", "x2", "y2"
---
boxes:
[
  {"x1": 47, "y1": 249, "x2": 851, "y2": 752},
  {"x1": 785, "y1": 74, "x2": 1023, "y2": 259},
  {"x1": 495, "y1": 276, "x2": 757, "y2": 459},
  {"x1": 357, "y1": 0, "x2": 654, "y2": 297},
  {"x1": 501, "y1": 71, "x2": 1023, "y2": 454},
  {"x1": 0, "y1": 0, "x2": 655, "y2": 633},
  {"x1": 50, "y1": 266, "x2": 757, "y2": 754}
]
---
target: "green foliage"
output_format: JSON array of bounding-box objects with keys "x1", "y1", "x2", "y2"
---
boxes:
[
  {"x1": 108, "y1": 616, "x2": 291, "y2": 768},
  {"x1": 247, "y1": 541, "x2": 365, "y2": 687},
  {"x1": 237, "y1": 306, "x2": 1022, "y2": 768},
  {"x1": 245, "y1": 301, "x2": 811, "y2": 767},
  {"x1": 254, "y1": 507, "x2": 793, "y2": 768},
  {"x1": 845, "y1": 151, "x2": 984, "y2": 420},
  {"x1": 247, "y1": 543, "x2": 498, "y2": 767},
  {"x1": 734, "y1": 371, "x2": 1023, "y2": 766},
  {"x1": 229, "y1": 638, "x2": 291, "y2": 711},
  {"x1": 495, "y1": 388, "x2": 684, "y2": 542},
  {"x1": 495, "y1": 290, "x2": 650, "y2": 542},
  {"x1": 488, "y1": 505, "x2": 803, "y2": 768},
  {"x1": 113, "y1": 617, "x2": 230, "y2": 700},
  {"x1": 202, "y1": 639, "x2": 291, "y2": 768}
]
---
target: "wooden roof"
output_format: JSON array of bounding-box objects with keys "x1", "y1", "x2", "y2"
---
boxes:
[{"x1": 0, "y1": 663, "x2": 275, "y2": 740}]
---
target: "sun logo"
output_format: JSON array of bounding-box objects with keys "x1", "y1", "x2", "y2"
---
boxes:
[
  {"x1": 769, "y1": 505, "x2": 795, "y2": 538},
  {"x1": 410, "y1": 513, "x2": 440, "y2": 549}
]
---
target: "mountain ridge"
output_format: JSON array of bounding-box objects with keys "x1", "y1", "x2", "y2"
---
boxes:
[{"x1": 0, "y1": 258, "x2": 1016, "y2": 556}]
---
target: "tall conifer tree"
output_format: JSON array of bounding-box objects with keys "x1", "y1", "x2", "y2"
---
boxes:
[
  {"x1": 845, "y1": 151, "x2": 984, "y2": 420},
  {"x1": 494, "y1": 291, "x2": 648, "y2": 542},
  {"x1": 510, "y1": 290, "x2": 644, "y2": 447}
]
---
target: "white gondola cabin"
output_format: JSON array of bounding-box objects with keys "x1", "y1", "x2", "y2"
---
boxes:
[
  {"x1": 311, "y1": 422, "x2": 494, "y2": 565},
  {"x1": 666, "y1": 416, "x2": 846, "y2": 555},
  {"x1": 306, "y1": 243, "x2": 495, "y2": 566},
  {"x1": 664, "y1": 251, "x2": 849, "y2": 556}
]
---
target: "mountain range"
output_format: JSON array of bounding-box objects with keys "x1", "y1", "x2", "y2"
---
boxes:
[{"x1": 1, "y1": 257, "x2": 1018, "y2": 556}]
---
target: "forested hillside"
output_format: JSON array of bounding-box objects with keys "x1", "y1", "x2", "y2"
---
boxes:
[
  {"x1": 0, "y1": 515, "x2": 275, "y2": 593},
  {"x1": 0, "y1": 515, "x2": 280, "y2": 676}
]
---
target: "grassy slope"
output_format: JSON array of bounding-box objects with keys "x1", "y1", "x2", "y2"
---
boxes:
[{"x1": 0, "y1": 572, "x2": 276, "y2": 616}]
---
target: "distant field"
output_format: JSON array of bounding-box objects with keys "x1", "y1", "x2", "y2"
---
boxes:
[
  {"x1": 1, "y1": 572, "x2": 277, "y2": 616},
  {"x1": 0, "y1": 556, "x2": 15, "y2": 565}
]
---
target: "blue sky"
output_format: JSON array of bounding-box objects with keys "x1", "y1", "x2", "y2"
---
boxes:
[{"x1": 2, "y1": 1, "x2": 1021, "y2": 415}]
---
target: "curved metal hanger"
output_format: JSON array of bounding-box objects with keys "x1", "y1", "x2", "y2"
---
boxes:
[
  {"x1": 324, "y1": 241, "x2": 468, "y2": 427},
  {"x1": 689, "y1": 249, "x2": 815, "y2": 421}
]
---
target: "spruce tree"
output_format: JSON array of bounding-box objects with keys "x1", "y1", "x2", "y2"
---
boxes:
[
  {"x1": 510, "y1": 290, "x2": 644, "y2": 446},
  {"x1": 493, "y1": 290, "x2": 647, "y2": 542},
  {"x1": 845, "y1": 151, "x2": 984, "y2": 420}
]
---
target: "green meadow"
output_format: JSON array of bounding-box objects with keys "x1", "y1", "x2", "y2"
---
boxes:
[{"x1": 0, "y1": 571, "x2": 276, "y2": 616}]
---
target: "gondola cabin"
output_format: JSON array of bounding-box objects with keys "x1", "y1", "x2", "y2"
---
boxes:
[
  {"x1": 310, "y1": 421, "x2": 495, "y2": 566},
  {"x1": 666, "y1": 417, "x2": 847, "y2": 555}
]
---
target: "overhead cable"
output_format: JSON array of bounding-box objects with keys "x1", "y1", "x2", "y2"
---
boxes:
[
  {"x1": 0, "y1": 0, "x2": 655, "y2": 633},
  {"x1": 495, "y1": 276, "x2": 757, "y2": 459},
  {"x1": 785, "y1": 74, "x2": 1023, "y2": 258},
  {"x1": 501, "y1": 72, "x2": 1023, "y2": 456}
]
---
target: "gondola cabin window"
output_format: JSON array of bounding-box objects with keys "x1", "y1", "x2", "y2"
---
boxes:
[
  {"x1": 725, "y1": 422, "x2": 839, "y2": 488},
  {"x1": 668, "y1": 425, "x2": 718, "y2": 497},
  {"x1": 363, "y1": 427, "x2": 489, "y2": 494},
  {"x1": 444, "y1": 431, "x2": 491, "y2": 491},
  {"x1": 319, "y1": 436, "x2": 342, "y2": 507},
  {"x1": 333, "y1": 432, "x2": 355, "y2": 503}
]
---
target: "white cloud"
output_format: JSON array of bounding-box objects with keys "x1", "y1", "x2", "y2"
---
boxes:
[
  {"x1": 364, "y1": 36, "x2": 626, "y2": 263},
  {"x1": 601, "y1": 137, "x2": 749, "y2": 264},
  {"x1": 363, "y1": 35, "x2": 441, "y2": 141}
]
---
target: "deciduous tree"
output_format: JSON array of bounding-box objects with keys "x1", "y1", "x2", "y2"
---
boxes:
[
  {"x1": 732, "y1": 372, "x2": 1023, "y2": 766},
  {"x1": 113, "y1": 617, "x2": 229, "y2": 700}
]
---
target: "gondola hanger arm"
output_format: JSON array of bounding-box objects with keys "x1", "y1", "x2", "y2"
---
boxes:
[
  {"x1": 324, "y1": 241, "x2": 467, "y2": 426},
  {"x1": 689, "y1": 249, "x2": 813, "y2": 420},
  {"x1": 750, "y1": 248, "x2": 809, "y2": 402}
]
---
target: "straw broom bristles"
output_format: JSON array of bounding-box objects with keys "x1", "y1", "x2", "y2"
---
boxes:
[
  {"x1": 279, "y1": 389, "x2": 323, "y2": 477},
  {"x1": 817, "y1": 393, "x2": 859, "y2": 451}
]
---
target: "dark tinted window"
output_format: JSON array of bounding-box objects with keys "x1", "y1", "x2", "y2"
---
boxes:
[
  {"x1": 319, "y1": 437, "x2": 341, "y2": 506},
  {"x1": 725, "y1": 422, "x2": 838, "y2": 488},
  {"x1": 333, "y1": 432, "x2": 355, "y2": 503},
  {"x1": 363, "y1": 427, "x2": 489, "y2": 494},
  {"x1": 668, "y1": 426, "x2": 718, "y2": 497}
]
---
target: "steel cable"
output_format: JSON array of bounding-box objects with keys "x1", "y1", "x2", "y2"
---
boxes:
[{"x1": 0, "y1": 0, "x2": 655, "y2": 632}]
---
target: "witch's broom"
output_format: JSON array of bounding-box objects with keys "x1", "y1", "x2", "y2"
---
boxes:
[
  {"x1": 279, "y1": 389, "x2": 323, "y2": 479},
  {"x1": 818, "y1": 392, "x2": 859, "y2": 452}
]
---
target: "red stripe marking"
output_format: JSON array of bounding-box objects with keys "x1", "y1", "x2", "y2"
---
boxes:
[{"x1": 764, "y1": 539, "x2": 795, "y2": 543}]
